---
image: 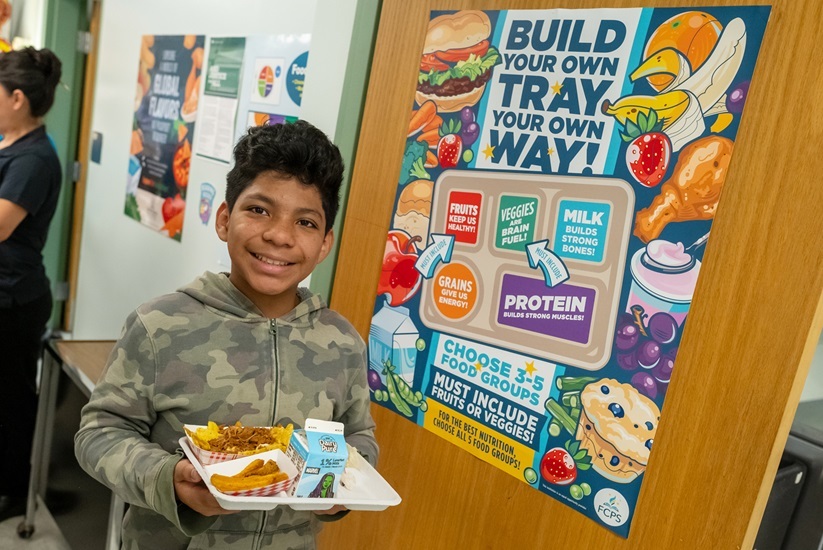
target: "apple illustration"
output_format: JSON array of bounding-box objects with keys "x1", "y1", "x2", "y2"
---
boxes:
[
  {"x1": 378, "y1": 230, "x2": 422, "y2": 306},
  {"x1": 162, "y1": 193, "x2": 185, "y2": 223}
]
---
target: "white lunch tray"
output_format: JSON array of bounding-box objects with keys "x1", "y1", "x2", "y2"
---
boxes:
[{"x1": 179, "y1": 437, "x2": 401, "y2": 511}]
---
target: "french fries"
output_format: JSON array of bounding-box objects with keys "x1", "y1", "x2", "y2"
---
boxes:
[
  {"x1": 184, "y1": 421, "x2": 293, "y2": 456},
  {"x1": 210, "y1": 459, "x2": 289, "y2": 493}
]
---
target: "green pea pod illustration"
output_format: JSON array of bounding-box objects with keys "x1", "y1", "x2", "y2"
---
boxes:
[
  {"x1": 387, "y1": 363, "x2": 428, "y2": 411},
  {"x1": 383, "y1": 361, "x2": 414, "y2": 417}
]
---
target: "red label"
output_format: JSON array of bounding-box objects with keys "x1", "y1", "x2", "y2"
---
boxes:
[{"x1": 446, "y1": 191, "x2": 482, "y2": 244}]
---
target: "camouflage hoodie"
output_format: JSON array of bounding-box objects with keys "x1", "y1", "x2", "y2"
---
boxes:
[{"x1": 75, "y1": 271, "x2": 378, "y2": 550}]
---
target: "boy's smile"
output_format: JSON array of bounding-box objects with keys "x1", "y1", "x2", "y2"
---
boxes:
[{"x1": 216, "y1": 172, "x2": 333, "y2": 318}]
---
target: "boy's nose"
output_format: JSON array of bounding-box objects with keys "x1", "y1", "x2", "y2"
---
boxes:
[{"x1": 262, "y1": 221, "x2": 295, "y2": 246}]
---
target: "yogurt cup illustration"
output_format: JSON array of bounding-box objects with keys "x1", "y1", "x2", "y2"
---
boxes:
[{"x1": 626, "y1": 239, "x2": 700, "y2": 327}]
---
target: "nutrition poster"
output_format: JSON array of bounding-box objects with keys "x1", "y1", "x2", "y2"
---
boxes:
[
  {"x1": 125, "y1": 34, "x2": 205, "y2": 241},
  {"x1": 368, "y1": 7, "x2": 769, "y2": 536},
  {"x1": 232, "y1": 34, "x2": 310, "y2": 143},
  {"x1": 194, "y1": 36, "x2": 246, "y2": 164}
]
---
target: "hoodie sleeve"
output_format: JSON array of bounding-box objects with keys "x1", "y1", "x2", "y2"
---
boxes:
[
  {"x1": 339, "y1": 335, "x2": 379, "y2": 467},
  {"x1": 74, "y1": 310, "x2": 214, "y2": 535}
]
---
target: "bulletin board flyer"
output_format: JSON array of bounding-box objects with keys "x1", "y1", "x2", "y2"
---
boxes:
[{"x1": 367, "y1": 7, "x2": 769, "y2": 537}]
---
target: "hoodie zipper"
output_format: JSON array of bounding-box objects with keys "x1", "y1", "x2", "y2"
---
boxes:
[
  {"x1": 269, "y1": 318, "x2": 278, "y2": 419},
  {"x1": 254, "y1": 318, "x2": 280, "y2": 550}
]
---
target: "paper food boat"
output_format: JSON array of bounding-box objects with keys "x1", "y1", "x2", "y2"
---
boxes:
[
  {"x1": 183, "y1": 423, "x2": 289, "y2": 465},
  {"x1": 205, "y1": 449, "x2": 298, "y2": 497}
]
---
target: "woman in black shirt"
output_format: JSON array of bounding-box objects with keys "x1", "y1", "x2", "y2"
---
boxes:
[{"x1": 0, "y1": 47, "x2": 62, "y2": 521}]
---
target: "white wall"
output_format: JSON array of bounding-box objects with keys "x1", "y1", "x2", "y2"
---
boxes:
[
  {"x1": 800, "y1": 333, "x2": 823, "y2": 402},
  {"x1": 72, "y1": 0, "x2": 359, "y2": 339},
  {"x1": 8, "y1": 0, "x2": 46, "y2": 47}
]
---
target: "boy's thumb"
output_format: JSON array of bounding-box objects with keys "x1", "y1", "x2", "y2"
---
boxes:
[{"x1": 187, "y1": 465, "x2": 202, "y2": 483}]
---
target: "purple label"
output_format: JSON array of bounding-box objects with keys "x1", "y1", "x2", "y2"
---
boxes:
[{"x1": 497, "y1": 274, "x2": 595, "y2": 344}]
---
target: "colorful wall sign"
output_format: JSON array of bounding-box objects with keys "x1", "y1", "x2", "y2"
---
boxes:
[
  {"x1": 233, "y1": 34, "x2": 310, "y2": 143},
  {"x1": 368, "y1": 7, "x2": 770, "y2": 536}
]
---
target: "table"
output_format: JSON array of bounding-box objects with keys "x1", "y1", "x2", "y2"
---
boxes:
[{"x1": 18, "y1": 340, "x2": 119, "y2": 549}]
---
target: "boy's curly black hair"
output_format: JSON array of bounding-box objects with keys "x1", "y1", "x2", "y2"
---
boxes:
[{"x1": 226, "y1": 121, "x2": 344, "y2": 233}]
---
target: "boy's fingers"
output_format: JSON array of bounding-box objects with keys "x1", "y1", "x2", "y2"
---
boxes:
[
  {"x1": 175, "y1": 459, "x2": 202, "y2": 483},
  {"x1": 188, "y1": 466, "x2": 202, "y2": 483}
]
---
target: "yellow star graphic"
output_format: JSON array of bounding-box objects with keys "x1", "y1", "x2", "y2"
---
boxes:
[
  {"x1": 482, "y1": 143, "x2": 495, "y2": 159},
  {"x1": 474, "y1": 362, "x2": 483, "y2": 372},
  {"x1": 525, "y1": 361, "x2": 537, "y2": 376},
  {"x1": 551, "y1": 81, "x2": 563, "y2": 95},
  {"x1": 547, "y1": 147, "x2": 555, "y2": 156}
]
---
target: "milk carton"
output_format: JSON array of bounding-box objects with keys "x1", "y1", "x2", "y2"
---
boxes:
[{"x1": 286, "y1": 419, "x2": 348, "y2": 498}]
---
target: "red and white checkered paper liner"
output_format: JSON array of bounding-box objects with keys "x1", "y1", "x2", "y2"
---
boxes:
[
  {"x1": 219, "y1": 477, "x2": 294, "y2": 497},
  {"x1": 188, "y1": 443, "x2": 243, "y2": 466}
]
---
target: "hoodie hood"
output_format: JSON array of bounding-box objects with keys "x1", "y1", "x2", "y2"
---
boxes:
[{"x1": 179, "y1": 271, "x2": 327, "y2": 322}]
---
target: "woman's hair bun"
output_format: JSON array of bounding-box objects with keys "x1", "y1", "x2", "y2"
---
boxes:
[{"x1": 31, "y1": 48, "x2": 62, "y2": 88}]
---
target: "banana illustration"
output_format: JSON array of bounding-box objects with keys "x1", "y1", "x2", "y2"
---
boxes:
[
  {"x1": 601, "y1": 90, "x2": 690, "y2": 130},
  {"x1": 604, "y1": 17, "x2": 747, "y2": 150},
  {"x1": 679, "y1": 18, "x2": 746, "y2": 115},
  {"x1": 630, "y1": 48, "x2": 692, "y2": 92},
  {"x1": 601, "y1": 90, "x2": 703, "y2": 152}
]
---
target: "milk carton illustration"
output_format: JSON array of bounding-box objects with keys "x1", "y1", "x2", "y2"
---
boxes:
[
  {"x1": 369, "y1": 304, "x2": 419, "y2": 385},
  {"x1": 286, "y1": 419, "x2": 348, "y2": 498}
]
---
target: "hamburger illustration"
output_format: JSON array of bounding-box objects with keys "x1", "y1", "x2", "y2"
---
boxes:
[
  {"x1": 416, "y1": 10, "x2": 500, "y2": 112},
  {"x1": 393, "y1": 179, "x2": 433, "y2": 246}
]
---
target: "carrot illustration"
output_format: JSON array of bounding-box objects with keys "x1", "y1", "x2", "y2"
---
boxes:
[
  {"x1": 417, "y1": 128, "x2": 440, "y2": 148},
  {"x1": 408, "y1": 100, "x2": 437, "y2": 137}
]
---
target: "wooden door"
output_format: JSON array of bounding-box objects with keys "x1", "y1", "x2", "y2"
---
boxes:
[
  {"x1": 324, "y1": 0, "x2": 823, "y2": 548},
  {"x1": 63, "y1": 0, "x2": 100, "y2": 331}
]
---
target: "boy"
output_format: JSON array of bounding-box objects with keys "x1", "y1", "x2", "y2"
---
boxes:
[{"x1": 75, "y1": 121, "x2": 377, "y2": 549}]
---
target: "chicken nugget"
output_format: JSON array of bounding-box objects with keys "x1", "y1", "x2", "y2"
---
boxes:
[
  {"x1": 211, "y1": 472, "x2": 280, "y2": 493},
  {"x1": 235, "y1": 459, "x2": 265, "y2": 478}
]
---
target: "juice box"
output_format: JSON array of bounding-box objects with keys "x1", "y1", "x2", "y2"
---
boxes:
[{"x1": 286, "y1": 419, "x2": 348, "y2": 498}]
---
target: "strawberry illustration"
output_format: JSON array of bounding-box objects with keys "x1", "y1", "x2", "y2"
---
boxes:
[
  {"x1": 540, "y1": 439, "x2": 591, "y2": 485},
  {"x1": 621, "y1": 109, "x2": 671, "y2": 188},
  {"x1": 437, "y1": 118, "x2": 463, "y2": 168}
]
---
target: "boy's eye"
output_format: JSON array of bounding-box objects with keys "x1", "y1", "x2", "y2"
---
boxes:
[
  {"x1": 297, "y1": 219, "x2": 318, "y2": 229},
  {"x1": 249, "y1": 206, "x2": 267, "y2": 215}
]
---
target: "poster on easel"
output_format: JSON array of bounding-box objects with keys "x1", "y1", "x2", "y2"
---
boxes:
[
  {"x1": 125, "y1": 34, "x2": 205, "y2": 241},
  {"x1": 233, "y1": 34, "x2": 310, "y2": 141},
  {"x1": 367, "y1": 7, "x2": 770, "y2": 536}
]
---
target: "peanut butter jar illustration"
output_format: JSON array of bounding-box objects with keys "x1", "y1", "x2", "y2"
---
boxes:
[{"x1": 575, "y1": 379, "x2": 660, "y2": 483}]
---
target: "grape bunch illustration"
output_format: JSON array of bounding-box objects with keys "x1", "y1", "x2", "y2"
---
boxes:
[{"x1": 613, "y1": 307, "x2": 679, "y2": 399}]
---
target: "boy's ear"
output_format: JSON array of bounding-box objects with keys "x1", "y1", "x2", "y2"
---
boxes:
[
  {"x1": 215, "y1": 201, "x2": 230, "y2": 242},
  {"x1": 318, "y1": 229, "x2": 334, "y2": 264}
]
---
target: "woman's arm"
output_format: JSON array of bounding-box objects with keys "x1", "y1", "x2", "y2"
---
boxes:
[{"x1": 0, "y1": 198, "x2": 27, "y2": 242}]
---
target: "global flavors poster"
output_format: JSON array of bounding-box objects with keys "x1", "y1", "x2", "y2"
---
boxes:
[
  {"x1": 125, "y1": 34, "x2": 205, "y2": 241},
  {"x1": 368, "y1": 8, "x2": 769, "y2": 537}
]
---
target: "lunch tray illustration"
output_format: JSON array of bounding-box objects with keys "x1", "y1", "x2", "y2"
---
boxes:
[{"x1": 419, "y1": 170, "x2": 634, "y2": 370}]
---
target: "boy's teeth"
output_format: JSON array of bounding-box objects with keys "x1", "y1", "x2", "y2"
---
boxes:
[{"x1": 255, "y1": 254, "x2": 287, "y2": 266}]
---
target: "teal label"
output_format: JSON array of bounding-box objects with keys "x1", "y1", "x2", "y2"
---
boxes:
[{"x1": 555, "y1": 200, "x2": 611, "y2": 262}]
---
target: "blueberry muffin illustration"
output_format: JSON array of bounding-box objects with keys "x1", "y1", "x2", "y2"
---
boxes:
[{"x1": 575, "y1": 378, "x2": 660, "y2": 483}]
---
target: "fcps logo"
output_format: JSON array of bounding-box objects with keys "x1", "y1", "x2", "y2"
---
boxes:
[{"x1": 593, "y1": 488, "x2": 630, "y2": 527}]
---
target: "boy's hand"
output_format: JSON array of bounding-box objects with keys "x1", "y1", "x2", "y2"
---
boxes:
[
  {"x1": 174, "y1": 459, "x2": 237, "y2": 516},
  {"x1": 314, "y1": 505, "x2": 348, "y2": 516}
]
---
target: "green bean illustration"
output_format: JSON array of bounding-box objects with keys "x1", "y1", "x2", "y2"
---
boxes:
[
  {"x1": 389, "y1": 366, "x2": 424, "y2": 407},
  {"x1": 382, "y1": 360, "x2": 414, "y2": 417}
]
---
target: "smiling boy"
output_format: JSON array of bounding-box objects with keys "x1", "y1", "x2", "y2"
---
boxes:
[{"x1": 75, "y1": 121, "x2": 377, "y2": 550}]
